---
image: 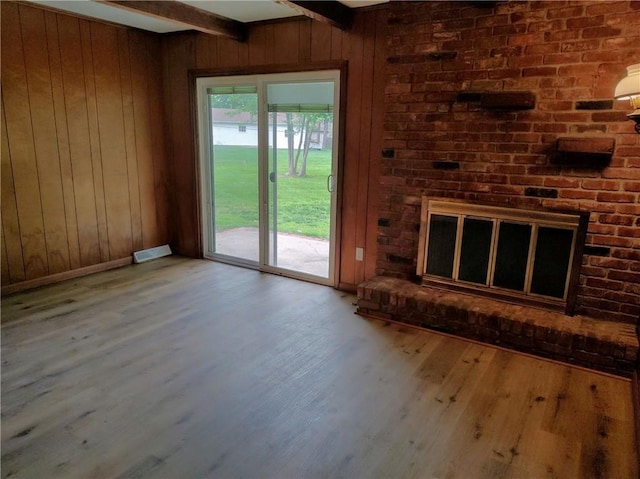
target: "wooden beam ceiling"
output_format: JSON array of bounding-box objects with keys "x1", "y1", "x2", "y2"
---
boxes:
[
  {"x1": 97, "y1": 1, "x2": 246, "y2": 41},
  {"x1": 276, "y1": 1, "x2": 353, "y2": 30}
]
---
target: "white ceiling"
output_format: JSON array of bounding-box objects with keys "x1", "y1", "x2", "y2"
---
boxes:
[
  {"x1": 28, "y1": 0, "x2": 389, "y2": 34},
  {"x1": 181, "y1": 1, "x2": 299, "y2": 23},
  {"x1": 30, "y1": 1, "x2": 186, "y2": 33}
]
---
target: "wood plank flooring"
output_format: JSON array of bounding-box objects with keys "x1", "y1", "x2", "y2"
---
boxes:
[{"x1": 1, "y1": 257, "x2": 637, "y2": 478}]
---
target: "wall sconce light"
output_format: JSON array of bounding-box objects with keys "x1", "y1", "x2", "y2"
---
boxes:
[{"x1": 614, "y1": 63, "x2": 640, "y2": 134}]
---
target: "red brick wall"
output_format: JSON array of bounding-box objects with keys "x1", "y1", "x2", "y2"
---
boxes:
[{"x1": 378, "y1": 1, "x2": 640, "y2": 324}]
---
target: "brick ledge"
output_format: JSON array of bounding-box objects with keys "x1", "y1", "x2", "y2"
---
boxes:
[{"x1": 357, "y1": 277, "x2": 638, "y2": 377}]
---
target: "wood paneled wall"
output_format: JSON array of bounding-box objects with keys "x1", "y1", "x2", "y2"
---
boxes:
[
  {"x1": 1, "y1": 3, "x2": 387, "y2": 291},
  {"x1": 1, "y1": 2, "x2": 171, "y2": 288},
  {"x1": 162, "y1": 9, "x2": 387, "y2": 290}
]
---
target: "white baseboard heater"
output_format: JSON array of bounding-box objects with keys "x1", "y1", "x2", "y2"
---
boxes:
[{"x1": 133, "y1": 245, "x2": 172, "y2": 264}]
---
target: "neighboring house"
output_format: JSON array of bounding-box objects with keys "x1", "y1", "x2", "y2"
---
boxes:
[{"x1": 211, "y1": 108, "x2": 330, "y2": 148}]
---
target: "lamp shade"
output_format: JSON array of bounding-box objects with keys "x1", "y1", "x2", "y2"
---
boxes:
[{"x1": 614, "y1": 63, "x2": 640, "y2": 100}]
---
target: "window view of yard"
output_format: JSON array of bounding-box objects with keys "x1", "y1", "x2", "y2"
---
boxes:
[{"x1": 213, "y1": 145, "x2": 332, "y2": 239}]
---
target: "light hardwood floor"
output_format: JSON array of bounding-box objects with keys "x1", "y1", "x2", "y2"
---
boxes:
[{"x1": 1, "y1": 257, "x2": 637, "y2": 478}]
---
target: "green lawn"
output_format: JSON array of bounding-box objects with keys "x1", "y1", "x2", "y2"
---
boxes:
[{"x1": 212, "y1": 146, "x2": 332, "y2": 239}]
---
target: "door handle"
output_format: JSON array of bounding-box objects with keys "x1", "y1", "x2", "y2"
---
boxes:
[
  {"x1": 327, "y1": 174, "x2": 334, "y2": 193},
  {"x1": 269, "y1": 172, "x2": 276, "y2": 183}
]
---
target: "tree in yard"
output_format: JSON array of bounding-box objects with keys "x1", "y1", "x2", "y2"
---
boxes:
[
  {"x1": 295, "y1": 112, "x2": 332, "y2": 177},
  {"x1": 293, "y1": 115, "x2": 308, "y2": 175},
  {"x1": 211, "y1": 93, "x2": 257, "y2": 122},
  {"x1": 285, "y1": 113, "x2": 296, "y2": 176}
]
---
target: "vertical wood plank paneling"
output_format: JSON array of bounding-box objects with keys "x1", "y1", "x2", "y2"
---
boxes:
[
  {"x1": 365, "y1": 9, "x2": 387, "y2": 279},
  {"x1": 91, "y1": 22, "x2": 132, "y2": 260},
  {"x1": 166, "y1": 34, "x2": 197, "y2": 255},
  {"x1": 43, "y1": 10, "x2": 81, "y2": 271},
  {"x1": 217, "y1": 37, "x2": 239, "y2": 68},
  {"x1": 264, "y1": 25, "x2": 275, "y2": 65},
  {"x1": 1, "y1": 2, "x2": 171, "y2": 288},
  {"x1": 20, "y1": 5, "x2": 70, "y2": 275},
  {"x1": 2, "y1": 2, "x2": 387, "y2": 290},
  {"x1": 79, "y1": 20, "x2": 110, "y2": 263},
  {"x1": 310, "y1": 22, "x2": 332, "y2": 63},
  {"x1": 248, "y1": 25, "x2": 266, "y2": 66},
  {"x1": 2, "y1": 2, "x2": 49, "y2": 280},
  {"x1": 354, "y1": 10, "x2": 377, "y2": 282},
  {"x1": 1, "y1": 227, "x2": 10, "y2": 284},
  {"x1": 146, "y1": 35, "x2": 171, "y2": 246},
  {"x1": 207, "y1": 36, "x2": 219, "y2": 69},
  {"x1": 238, "y1": 38, "x2": 249, "y2": 67},
  {"x1": 1, "y1": 95, "x2": 26, "y2": 282},
  {"x1": 274, "y1": 21, "x2": 299, "y2": 64},
  {"x1": 117, "y1": 29, "x2": 143, "y2": 253},
  {"x1": 195, "y1": 34, "x2": 210, "y2": 69},
  {"x1": 57, "y1": 14, "x2": 101, "y2": 267},
  {"x1": 299, "y1": 19, "x2": 312, "y2": 64},
  {"x1": 331, "y1": 27, "x2": 343, "y2": 61},
  {"x1": 161, "y1": 37, "x2": 176, "y2": 249},
  {"x1": 130, "y1": 31, "x2": 159, "y2": 249},
  {"x1": 339, "y1": 13, "x2": 365, "y2": 287}
]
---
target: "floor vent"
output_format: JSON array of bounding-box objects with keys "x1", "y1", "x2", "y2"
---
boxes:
[{"x1": 133, "y1": 245, "x2": 172, "y2": 264}]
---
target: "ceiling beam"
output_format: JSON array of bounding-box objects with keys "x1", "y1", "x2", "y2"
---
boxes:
[
  {"x1": 276, "y1": 1, "x2": 353, "y2": 30},
  {"x1": 96, "y1": 1, "x2": 246, "y2": 41}
]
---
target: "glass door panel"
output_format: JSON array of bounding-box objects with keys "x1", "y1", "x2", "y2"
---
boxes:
[
  {"x1": 458, "y1": 218, "x2": 493, "y2": 285},
  {"x1": 530, "y1": 227, "x2": 574, "y2": 299},
  {"x1": 492, "y1": 222, "x2": 532, "y2": 291},
  {"x1": 425, "y1": 214, "x2": 458, "y2": 278},
  {"x1": 265, "y1": 81, "x2": 336, "y2": 279},
  {"x1": 208, "y1": 89, "x2": 259, "y2": 262}
]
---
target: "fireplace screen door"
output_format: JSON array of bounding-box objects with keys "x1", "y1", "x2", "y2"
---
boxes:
[
  {"x1": 417, "y1": 199, "x2": 588, "y2": 314},
  {"x1": 196, "y1": 71, "x2": 340, "y2": 286}
]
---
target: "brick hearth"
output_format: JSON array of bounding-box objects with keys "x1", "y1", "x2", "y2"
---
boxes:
[{"x1": 357, "y1": 277, "x2": 638, "y2": 377}]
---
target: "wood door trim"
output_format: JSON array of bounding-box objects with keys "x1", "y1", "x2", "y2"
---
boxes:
[{"x1": 189, "y1": 60, "x2": 346, "y2": 80}]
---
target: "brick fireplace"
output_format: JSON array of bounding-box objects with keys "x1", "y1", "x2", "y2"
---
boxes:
[{"x1": 357, "y1": 0, "x2": 640, "y2": 375}]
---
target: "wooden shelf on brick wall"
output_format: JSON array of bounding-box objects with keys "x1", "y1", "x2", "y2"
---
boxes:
[
  {"x1": 481, "y1": 91, "x2": 535, "y2": 110},
  {"x1": 456, "y1": 91, "x2": 535, "y2": 110},
  {"x1": 554, "y1": 137, "x2": 615, "y2": 167},
  {"x1": 556, "y1": 137, "x2": 615, "y2": 155}
]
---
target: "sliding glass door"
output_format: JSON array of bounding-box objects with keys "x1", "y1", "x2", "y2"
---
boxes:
[{"x1": 197, "y1": 71, "x2": 340, "y2": 285}]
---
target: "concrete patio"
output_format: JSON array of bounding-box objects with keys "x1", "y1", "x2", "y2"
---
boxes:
[{"x1": 215, "y1": 227, "x2": 330, "y2": 278}]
